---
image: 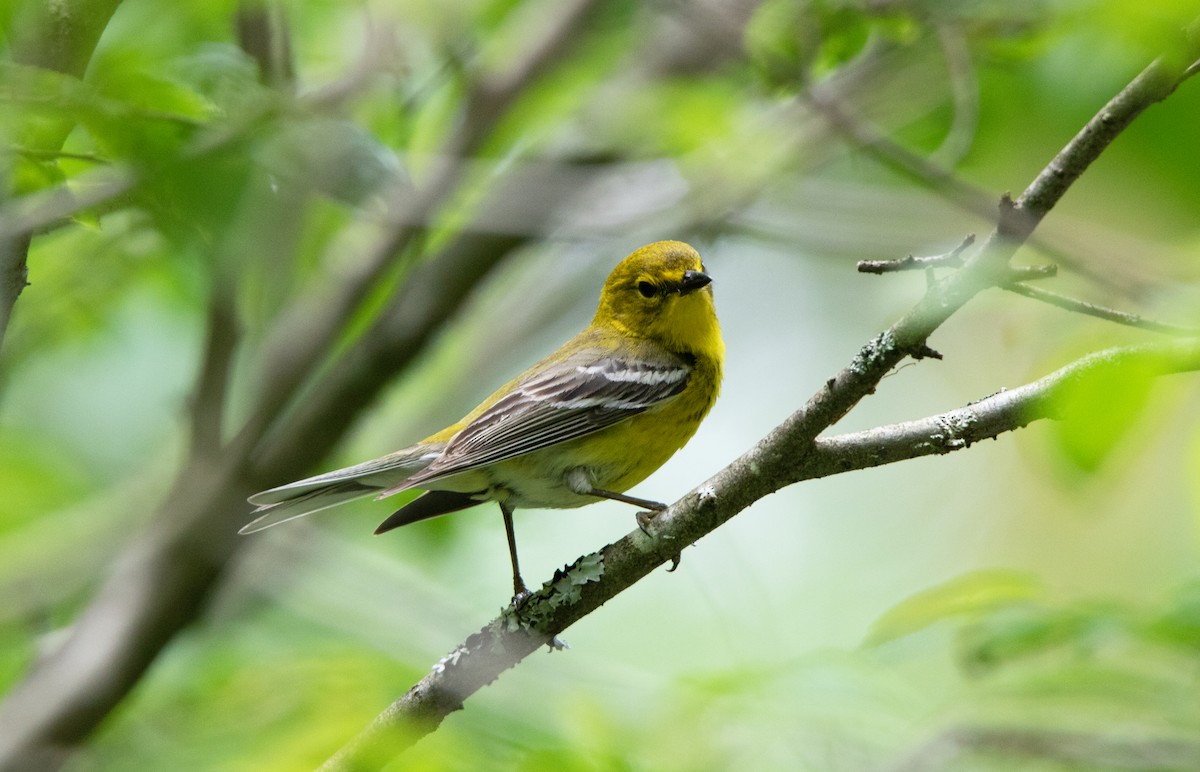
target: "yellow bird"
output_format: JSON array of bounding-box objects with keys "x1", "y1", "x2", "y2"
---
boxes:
[{"x1": 243, "y1": 240, "x2": 724, "y2": 599}]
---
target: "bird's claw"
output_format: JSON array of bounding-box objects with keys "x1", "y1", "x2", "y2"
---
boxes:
[
  {"x1": 510, "y1": 587, "x2": 533, "y2": 609},
  {"x1": 633, "y1": 508, "x2": 677, "y2": 568}
]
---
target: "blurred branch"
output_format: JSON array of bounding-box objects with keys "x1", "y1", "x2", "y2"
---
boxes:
[
  {"x1": 0, "y1": 0, "x2": 124, "y2": 355},
  {"x1": 188, "y1": 276, "x2": 240, "y2": 458},
  {"x1": 929, "y1": 22, "x2": 979, "y2": 167},
  {"x1": 0, "y1": 1, "x2": 607, "y2": 768},
  {"x1": 806, "y1": 82, "x2": 996, "y2": 219},
  {"x1": 249, "y1": 159, "x2": 609, "y2": 479},
  {"x1": 0, "y1": 236, "x2": 521, "y2": 772},
  {"x1": 322, "y1": 30, "x2": 1200, "y2": 768},
  {"x1": 235, "y1": 0, "x2": 603, "y2": 446},
  {"x1": 236, "y1": 0, "x2": 295, "y2": 90},
  {"x1": 0, "y1": 470, "x2": 249, "y2": 772},
  {"x1": 188, "y1": 3, "x2": 300, "y2": 457},
  {"x1": 8, "y1": 0, "x2": 124, "y2": 78},
  {"x1": 0, "y1": 226, "x2": 31, "y2": 358},
  {"x1": 890, "y1": 725, "x2": 1200, "y2": 771}
]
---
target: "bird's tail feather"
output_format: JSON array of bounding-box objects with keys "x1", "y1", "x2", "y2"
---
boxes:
[
  {"x1": 239, "y1": 481, "x2": 379, "y2": 534},
  {"x1": 374, "y1": 490, "x2": 482, "y2": 534},
  {"x1": 240, "y1": 445, "x2": 443, "y2": 534}
]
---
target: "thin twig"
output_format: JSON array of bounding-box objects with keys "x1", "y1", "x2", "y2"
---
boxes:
[
  {"x1": 1003, "y1": 282, "x2": 1200, "y2": 336},
  {"x1": 857, "y1": 234, "x2": 975, "y2": 273},
  {"x1": 236, "y1": 0, "x2": 296, "y2": 90},
  {"x1": 858, "y1": 237, "x2": 1056, "y2": 286}
]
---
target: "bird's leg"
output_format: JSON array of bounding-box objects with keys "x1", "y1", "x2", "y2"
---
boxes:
[
  {"x1": 613, "y1": 497, "x2": 682, "y2": 572},
  {"x1": 568, "y1": 474, "x2": 682, "y2": 570},
  {"x1": 589, "y1": 487, "x2": 667, "y2": 511},
  {"x1": 501, "y1": 501, "x2": 531, "y2": 604},
  {"x1": 583, "y1": 485, "x2": 667, "y2": 535}
]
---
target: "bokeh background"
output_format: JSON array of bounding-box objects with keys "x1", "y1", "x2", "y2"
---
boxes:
[{"x1": 3, "y1": 0, "x2": 1200, "y2": 769}]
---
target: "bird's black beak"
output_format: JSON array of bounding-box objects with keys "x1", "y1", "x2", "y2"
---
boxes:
[{"x1": 678, "y1": 269, "x2": 712, "y2": 295}]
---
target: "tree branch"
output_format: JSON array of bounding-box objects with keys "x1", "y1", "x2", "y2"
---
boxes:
[
  {"x1": 856, "y1": 234, "x2": 976, "y2": 273},
  {"x1": 323, "y1": 337, "x2": 1200, "y2": 769},
  {"x1": 320, "y1": 27, "x2": 1200, "y2": 766},
  {"x1": 188, "y1": 276, "x2": 240, "y2": 458}
]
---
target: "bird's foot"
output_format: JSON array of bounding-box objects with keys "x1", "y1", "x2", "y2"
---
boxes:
[
  {"x1": 666, "y1": 552, "x2": 682, "y2": 572},
  {"x1": 635, "y1": 503, "x2": 667, "y2": 535},
  {"x1": 510, "y1": 582, "x2": 533, "y2": 609}
]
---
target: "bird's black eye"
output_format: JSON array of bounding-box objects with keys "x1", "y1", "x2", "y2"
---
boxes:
[{"x1": 637, "y1": 281, "x2": 657, "y2": 298}]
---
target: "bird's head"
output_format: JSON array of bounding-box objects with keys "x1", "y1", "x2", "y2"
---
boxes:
[{"x1": 593, "y1": 241, "x2": 723, "y2": 359}]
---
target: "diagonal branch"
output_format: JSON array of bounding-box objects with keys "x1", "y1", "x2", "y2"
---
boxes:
[
  {"x1": 323, "y1": 336, "x2": 1200, "y2": 769},
  {"x1": 321, "y1": 27, "x2": 1200, "y2": 768}
]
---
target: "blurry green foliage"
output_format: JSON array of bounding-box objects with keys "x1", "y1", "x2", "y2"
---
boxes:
[
  {"x1": 81, "y1": 613, "x2": 427, "y2": 771},
  {"x1": 745, "y1": 0, "x2": 874, "y2": 88},
  {"x1": 866, "y1": 569, "x2": 1045, "y2": 646},
  {"x1": 0, "y1": 429, "x2": 91, "y2": 529}
]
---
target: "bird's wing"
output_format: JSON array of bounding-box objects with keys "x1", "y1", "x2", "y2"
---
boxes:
[{"x1": 405, "y1": 354, "x2": 691, "y2": 487}]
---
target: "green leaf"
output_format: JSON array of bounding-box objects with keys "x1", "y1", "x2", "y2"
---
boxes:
[
  {"x1": 1048, "y1": 351, "x2": 1158, "y2": 474},
  {"x1": 957, "y1": 604, "x2": 1098, "y2": 674},
  {"x1": 866, "y1": 569, "x2": 1044, "y2": 646}
]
